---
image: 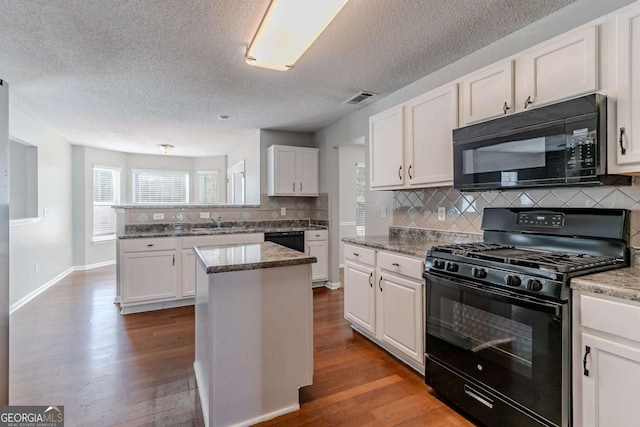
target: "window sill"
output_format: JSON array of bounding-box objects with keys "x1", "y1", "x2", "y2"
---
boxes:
[
  {"x1": 10, "y1": 217, "x2": 41, "y2": 227},
  {"x1": 92, "y1": 236, "x2": 116, "y2": 244}
]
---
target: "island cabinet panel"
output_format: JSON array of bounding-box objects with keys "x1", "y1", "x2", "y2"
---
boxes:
[{"x1": 194, "y1": 262, "x2": 313, "y2": 427}]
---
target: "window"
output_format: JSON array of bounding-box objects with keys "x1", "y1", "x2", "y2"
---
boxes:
[
  {"x1": 133, "y1": 169, "x2": 189, "y2": 204},
  {"x1": 355, "y1": 162, "x2": 365, "y2": 236},
  {"x1": 93, "y1": 166, "x2": 120, "y2": 240},
  {"x1": 198, "y1": 170, "x2": 221, "y2": 204}
]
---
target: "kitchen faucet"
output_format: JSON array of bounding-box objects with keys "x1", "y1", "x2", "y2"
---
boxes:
[{"x1": 212, "y1": 216, "x2": 222, "y2": 228}]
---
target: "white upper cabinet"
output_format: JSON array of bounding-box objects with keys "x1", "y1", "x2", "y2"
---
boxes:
[
  {"x1": 369, "y1": 84, "x2": 458, "y2": 191},
  {"x1": 611, "y1": 3, "x2": 640, "y2": 168},
  {"x1": 369, "y1": 105, "x2": 404, "y2": 189},
  {"x1": 461, "y1": 60, "x2": 514, "y2": 125},
  {"x1": 267, "y1": 145, "x2": 319, "y2": 196},
  {"x1": 404, "y1": 84, "x2": 458, "y2": 188},
  {"x1": 522, "y1": 26, "x2": 598, "y2": 111}
]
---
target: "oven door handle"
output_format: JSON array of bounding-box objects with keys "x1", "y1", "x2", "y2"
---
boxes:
[{"x1": 464, "y1": 385, "x2": 494, "y2": 409}]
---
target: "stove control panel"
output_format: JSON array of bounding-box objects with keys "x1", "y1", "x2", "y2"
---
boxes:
[{"x1": 517, "y1": 212, "x2": 564, "y2": 228}]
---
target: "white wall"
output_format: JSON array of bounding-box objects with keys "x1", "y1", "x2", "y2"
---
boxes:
[
  {"x1": 9, "y1": 105, "x2": 73, "y2": 307},
  {"x1": 315, "y1": 0, "x2": 636, "y2": 284},
  {"x1": 338, "y1": 145, "x2": 364, "y2": 266},
  {"x1": 228, "y1": 131, "x2": 260, "y2": 204}
]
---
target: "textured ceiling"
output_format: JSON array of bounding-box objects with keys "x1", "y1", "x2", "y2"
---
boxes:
[{"x1": 0, "y1": 0, "x2": 573, "y2": 157}]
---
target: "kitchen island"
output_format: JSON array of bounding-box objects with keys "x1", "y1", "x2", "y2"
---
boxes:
[{"x1": 193, "y1": 241, "x2": 316, "y2": 427}]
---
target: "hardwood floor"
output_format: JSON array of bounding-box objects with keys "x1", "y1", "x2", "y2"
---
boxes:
[{"x1": 10, "y1": 266, "x2": 473, "y2": 426}]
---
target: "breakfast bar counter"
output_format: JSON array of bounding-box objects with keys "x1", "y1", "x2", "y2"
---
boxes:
[{"x1": 193, "y1": 242, "x2": 316, "y2": 427}]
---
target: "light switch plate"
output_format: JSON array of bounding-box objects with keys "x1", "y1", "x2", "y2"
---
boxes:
[
  {"x1": 153, "y1": 213, "x2": 164, "y2": 220},
  {"x1": 281, "y1": 208, "x2": 286, "y2": 216},
  {"x1": 200, "y1": 212, "x2": 210, "y2": 219},
  {"x1": 381, "y1": 206, "x2": 387, "y2": 218}
]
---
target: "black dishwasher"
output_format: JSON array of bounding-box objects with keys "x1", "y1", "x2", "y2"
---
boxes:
[{"x1": 263, "y1": 231, "x2": 305, "y2": 253}]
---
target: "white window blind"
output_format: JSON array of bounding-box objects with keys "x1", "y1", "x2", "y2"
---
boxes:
[
  {"x1": 133, "y1": 169, "x2": 189, "y2": 204},
  {"x1": 355, "y1": 163, "x2": 365, "y2": 236},
  {"x1": 93, "y1": 167, "x2": 120, "y2": 239},
  {"x1": 199, "y1": 170, "x2": 221, "y2": 204}
]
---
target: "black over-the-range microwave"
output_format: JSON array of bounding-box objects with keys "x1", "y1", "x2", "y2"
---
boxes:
[{"x1": 452, "y1": 93, "x2": 631, "y2": 191}]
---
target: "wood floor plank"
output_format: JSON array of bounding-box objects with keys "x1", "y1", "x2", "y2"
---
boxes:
[{"x1": 9, "y1": 266, "x2": 474, "y2": 426}]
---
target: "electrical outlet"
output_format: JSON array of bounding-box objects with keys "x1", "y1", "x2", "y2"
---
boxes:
[
  {"x1": 34, "y1": 263, "x2": 39, "y2": 273},
  {"x1": 200, "y1": 212, "x2": 210, "y2": 219},
  {"x1": 438, "y1": 207, "x2": 446, "y2": 221},
  {"x1": 280, "y1": 208, "x2": 286, "y2": 216},
  {"x1": 381, "y1": 206, "x2": 387, "y2": 218},
  {"x1": 153, "y1": 213, "x2": 164, "y2": 220},
  {"x1": 42, "y1": 207, "x2": 48, "y2": 217}
]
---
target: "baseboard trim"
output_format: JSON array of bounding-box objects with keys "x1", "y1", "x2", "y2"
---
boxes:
[
  {"x1": 10, "y1": 267, "x2": 74, "y2": 314},
  {"x1": 73, "y1": 260, "x2": 116, "y2": 271},
  {"x1": 325, "y1": 281, "x2": 341, "y2": 290}
]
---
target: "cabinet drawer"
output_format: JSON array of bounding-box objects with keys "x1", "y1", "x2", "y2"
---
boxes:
[
  {"x1": 122, "y1": 237, "x2": 178, "y2": 252},
  {"x1": 377, "y1": 251, "x2": 424, "y2": 280},
  {"x1": 344, "y1": 244, "x2": 375, "y2": 265},
  {"x1": 581, "y1": 293, "x2": 640, "y2": 342},
  {"x1": 306, "y1": 229, "x2": 328, "y2": 241},
  {"x1": 182, "y1": 235, "x2": 227, "y2": 249}
]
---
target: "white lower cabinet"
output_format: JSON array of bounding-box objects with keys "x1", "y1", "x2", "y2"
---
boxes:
[
  {"x1": 120, "y1": 237, "x2": 179, "y2": 307},
  {"x1": 120, "y1": 232, "x2": 264, "y2": 313},
  {"x1": 343, "y1": 244, "x2": 424, "y2": 371},
  {"x1": 574, "y1": 291, "x2": 640, "y2": 426},
  {"x1": 306, "y1": 229, "x2": 328, "y2": 282}
]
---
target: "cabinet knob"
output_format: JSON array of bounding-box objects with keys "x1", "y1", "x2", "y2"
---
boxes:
[
  {"x1": 524, "y1": 96, "x2": 533, "y2": 109},
  {"x1": 502, "y1": 102, "x2": 510, "y2": 114},
  {"x1": 620, "y1": 127, "x2": 627, "y2": 155}
]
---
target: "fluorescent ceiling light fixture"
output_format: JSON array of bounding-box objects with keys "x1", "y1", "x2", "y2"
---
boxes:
[{"x1": 246, "y1": 0, "x2": 350, "y2": 71}]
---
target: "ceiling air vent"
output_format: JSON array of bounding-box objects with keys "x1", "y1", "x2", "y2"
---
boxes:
[{"x1": 344, "y1": 91, "x2": 376, "y2": 105}]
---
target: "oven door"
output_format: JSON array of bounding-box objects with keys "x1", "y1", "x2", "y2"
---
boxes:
[
  {"x1": 425, "y1": 271, "x2": 568, "y2": 426},
  {"x1": 453, "y1": 121, "x2": 568, "y2": 190}
]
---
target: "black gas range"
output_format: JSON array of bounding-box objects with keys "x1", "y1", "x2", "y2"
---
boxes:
[{"x1": 423, "y1": 208, "x2": 629, "y2": 427}]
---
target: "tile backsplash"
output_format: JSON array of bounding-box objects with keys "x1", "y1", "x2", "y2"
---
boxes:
[
  {"x1": 121, "y1": 193, "x2": 328, "y2": 224},
  {"x1": 394, "y1": 184, "x2": 640, "y2": 247}
]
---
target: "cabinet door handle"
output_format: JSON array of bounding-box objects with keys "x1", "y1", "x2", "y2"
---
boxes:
[
  {"x1": 293, "y1": 182, "x2": 295, "y2": 191},
  {"x1": 368, "y1": 272, "x2": 373, "y2": 287},
  {"x1": 620, "y1": 127, "x2": 627, "y2": 155},
  {"x1": 378, "y1": 276, "x2": 383, "y2": 291},
  {"x1": 300, "y1": 182, "x2": 303, "y2": 192},
  {"x1": 353, "y1": 252, "x2": 359, "y2": 257},
  {"x1": 392, "y1": 262, "x2": 400, "y2": 267},
  {"x1": 408, "y1": 164, "x2": 413, "y2": 179},
  {"x1": 583, "y1": 345, "x2": 591, "y2": 376},
  {"x1": 524, "y1": 96, "x2": 533, "y2": 109},
  {"x1": 147, "y1": 244, "x2": 154, "y2": 247},
  {"x1": 172, "y1": 254, "x2": 175, "y2": 266},
  {"x1": 503, "y1": 102, "x2": 510, "y2": 114},
  {"x1": 398, "y1": 165, "x2": 402, "y2": 180}
]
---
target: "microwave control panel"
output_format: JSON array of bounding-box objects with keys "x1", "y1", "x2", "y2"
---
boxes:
[{"x1": 566, "y1": 129, "x2": 597, "y2": 176}]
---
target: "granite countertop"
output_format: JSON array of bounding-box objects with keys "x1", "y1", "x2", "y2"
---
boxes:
[
  {"x1": 120, "y1": 225, "x2": 326, "y2": 239},
  {"x1": 571, "y1": 266, "x2": 640, "y2": 302},
  {"x1": 194, "y1": 241, "x2": 317, "y2": 274},
  {"x1": 342, "y1": 230, "x2": 481, "y2": 259}
]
